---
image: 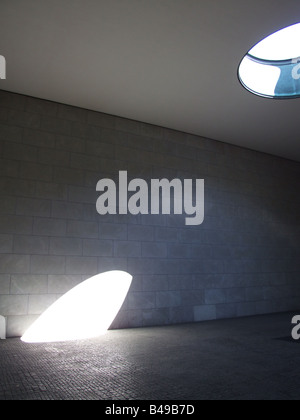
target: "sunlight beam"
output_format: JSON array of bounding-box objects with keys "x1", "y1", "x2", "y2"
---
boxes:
[{"x1": 21, "y1": 271, "x2": 132, "y2": 343}]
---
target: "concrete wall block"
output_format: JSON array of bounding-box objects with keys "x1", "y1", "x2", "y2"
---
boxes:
[
  {"x1": 83, "y1": 238, "x2": 113, "y2": 257},
  {"x1": 194, "y1": 274, "x2": 221, "y2": 289},
  {"x1": 56, "y1": 134, "x2": 85, "y2": 153},
  {"x1": 169, "y1": 306, "x2": 194, "y2": 324},
  {"x1": 0, "y1": 275, "x2": 10, "y2": 294},
  {"x1": 40, "y1": 115, "x2": 72, "y2": 136},
  {"x1": 71, "y1": 121, "x2": 103, "y2": 141},
  {"x1": 142, "y1": 242, "x2": 167, "y2": 258},
  {"x1": 255, "y1": 300, "x2": 275, "y2": 315},
  {"x1": 168, "y1": 275, "x2": 194, "y2": 291},
  {"x1": 0, "y1": 159, "x2": 19, "y2": 178},
  {"x1": 225, "y1": 287, "x2": 246, "y2": 303},
  {"x1": 237, "y1": 302, "x2": 258, "y2": 317},
  {"x1": 263, "y1": 286, "x2": 292, "y2": 300},
  {"x1": 0, "y1": 215, "x2": 33, "y2": 235},
  {"x1": 116, "y1": 133, "x2": 153, "y2": 153},
  {"x1": 7, "y1": 109, "x2": 41, "y2": 129},
  {"x1": 0, "y1": 234, "x2": 13, "y2": 253},
  {"x1": 216, "y1": 303, "x2": 238, "y2": 319},
  {"x1": 193, "y1": 305, "x2": 216, "y2": 322},
  {"x1": 0, "y1": 254, "x2": 30, "y2": 274},
  {"x1": 33, "y1": 218, "x2": 67, "y2": 237},
  {"x1": 177, "y1": 259, "x2": 206, "y2": 275},
  {"x1": 0, "y1": 196, "x2": 16, "y2": 215},
  {"x1": 0, "y1": 123, "x2": 23, "y2": 143},
  {"x1": 51, "y1": 201, "x2": 83, "y2": 220},
  {"x1": 245, "y1": 287, "x2": 263, "y2": 302},
  {"x1": 181, "y1": 290, "x2": 204, "y2": 306},
  {"x1": 53, "y1": 167, "x2": 85, "y2": 186},
  {"x1": 67, "y1": 220, "x2": 99, "y2": 238},
  {"x1": 38, "y1": 148, "x2": 70, "y2": 166},
  {"x1": 0, "y1": 178, "x2": 36, "y2": 199},
  {"x1": 30, "y1": 255, "x2": 65, "y2": 275},
  {"x1": 156, "y1": 291, "x2": 181, "y2": 308},
  {"x1": 0, "y1": 107, "x2": 8, "y2": 123},
  {"x1": 13, "y1": 235, "x2": 49, "y2": 255},
  {"x1": 65, "y1": 256, "x2": 98, "y2": 275},
  {"x1": 142, "y1": 308, "x2": 169, "y2": 326},
  {"x1": 99, "y1": 223, "x2": 127, "y2": 240},
  {"x1": 11, "y1": 275, "x2": 48, "y2": 295},
  {"x1": 188, "y1": 244, "x2": 213, "y2": 259},
  {"x1": 68, "y1": 185, "x2": 96, "y2": 203},
  {"x1": 116, "y1": 146, "x2": 158, "y2": 166},
  {"x1": 114, "y1": 241, "x2": 141, "y2": 258},
  {"x1": 167, "y1": 243, "x2": 189, "y2": 259},
  {"x1": 128, "y1": 225, "x2": 154, "y2": 242},
  {"x1": 3, "y1": 140, "x2": 38, "y2": 162},
  {"x1": 16, "y1": 197, "x2": 51, "y2": 218},
  {"x1": 155, "y1": 227, "x2": 179, "y2": 242},
  {"x1": 0, "y1": 295, "x2": 28, "y2": 316},
  {"x1": 70, "y1": 152, "x2": 101, "y2": 172},
  {"x1": 36, "y1": 181, "x2": 68, "y2": 201},
  {"x1": 23, "y1": 128, "x2": 56, "y2": 148},
  {"x1": 50, "y1": 237, "x2": 83, "y2": 256},
  {"x1": 86, "y1": 139, "x2": 115, "y2": 159},
  {"x1": 142, "y1": 275, "x2": 169, "y2": 292},
  {"x1": 20, "y1": 161, "x2": 53, "y2": 182},
  {"x1": 128, "y1": 292, "x2": 156, "y2": 310}
]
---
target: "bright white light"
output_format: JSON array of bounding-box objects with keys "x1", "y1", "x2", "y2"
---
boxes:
[
  {"x1": 21, "y1": 271, "x2": 132, "y2": 343},
  {"x1": 239, "y1": 55, "x2": 281, "y2": 97},
  {"x1": 0, "y1": 315, "x2": 6, "y2": 339},
  {"x1": 250, "y1": 23, "x2": 300, "y2": 61}
]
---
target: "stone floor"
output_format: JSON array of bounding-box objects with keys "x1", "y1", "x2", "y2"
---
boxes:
[{"x1": 0, "y1": 312, "x2": 299, "y2": 400}]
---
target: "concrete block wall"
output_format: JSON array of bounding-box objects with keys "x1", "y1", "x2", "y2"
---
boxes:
[{"x1": 0, "y1": 89, "x2": 300, "y2": 337}]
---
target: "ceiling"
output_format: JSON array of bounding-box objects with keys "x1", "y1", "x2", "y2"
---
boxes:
[{"x1": 1, "y1": 0, "x2": 300, "y2": 161}]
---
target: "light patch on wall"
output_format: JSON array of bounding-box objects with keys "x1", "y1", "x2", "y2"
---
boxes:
[{"x1": 21, "y1": 271, "x2": 132, "y2": 343}]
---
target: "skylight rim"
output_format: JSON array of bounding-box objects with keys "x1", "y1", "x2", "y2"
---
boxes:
[
  {"x1": 247, "y1": 53, "x2": 299, "y2": 66},
  {"x1": 248, "y1": 22, "x2": 300, "y2": 62},
  {"x1": 238, "y1": 22, "x2": 300, "y2": 100}
]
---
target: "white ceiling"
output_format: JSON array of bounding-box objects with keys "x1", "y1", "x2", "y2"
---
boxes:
[{"x1": 1, "y1": 0, "x2": 300, "y2": 161}]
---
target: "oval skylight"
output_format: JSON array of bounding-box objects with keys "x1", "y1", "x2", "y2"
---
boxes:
[{"x1": 238, "y1": 23, "x2": 300, "y2": 99}]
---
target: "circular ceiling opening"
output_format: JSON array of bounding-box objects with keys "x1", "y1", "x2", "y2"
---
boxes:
[{"x1": 238, "y1": 23, "x2": 300, "y2": 99}]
